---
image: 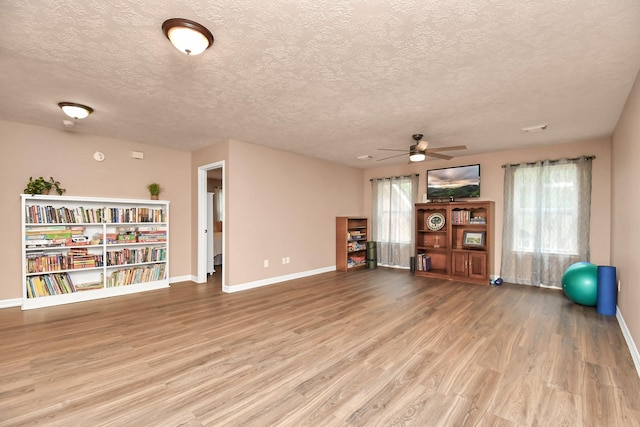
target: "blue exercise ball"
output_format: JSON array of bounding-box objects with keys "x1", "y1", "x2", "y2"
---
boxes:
[{"x1": 562, "y1": 262, "x2": 597, "y2": 306}]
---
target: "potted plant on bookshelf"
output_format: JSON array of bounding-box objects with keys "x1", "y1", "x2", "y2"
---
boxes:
[
  {"x1": 24, "y1": 176, "x2": 66, "y2": 195},
  {"x1": 147, "y1": 183, "x2": 161, "y2": 200}
]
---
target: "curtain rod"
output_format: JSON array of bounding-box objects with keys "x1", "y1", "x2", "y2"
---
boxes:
[
  {"x1": 501, "y1": 155, "x2": 595, "y2": 168},
  {"x1": 370, "y1": 174, "x2": 419, "y2": 182}
]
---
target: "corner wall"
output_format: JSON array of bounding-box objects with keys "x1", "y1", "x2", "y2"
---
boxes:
[{"x1": 193, "y1": 139, "x2": 364, "y2": 289}]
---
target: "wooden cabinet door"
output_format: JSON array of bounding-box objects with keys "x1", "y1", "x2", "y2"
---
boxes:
[
  {"x1": 451, "y1": 251, "x2": 487, "y2": 281},
  {"x1": 451, "y1": 252, "x2": 468, "y2": 277},
  {"x1": 468, "y1": 252, "x2": 487, "y2": 281}
]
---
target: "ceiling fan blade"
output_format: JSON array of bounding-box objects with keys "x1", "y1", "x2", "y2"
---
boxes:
[
  {"x1": 377, "y1": 153, "x2": 409, "y2": 161},
  {"x1": 425, "y1": 145, "x2": 467, "y2": 152},
  {"x1": 416, "y1": 140, "x2": 429, "y2": 151},
  {"x1": 426, "y1": 152, "x2": 453, "y2": 160},
  {"x1": 378, "y1": 148, "x2": 410, "y2": 152}
]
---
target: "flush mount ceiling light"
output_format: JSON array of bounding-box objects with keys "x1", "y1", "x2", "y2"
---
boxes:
[
  {"x1": 162, "y1": 18, "x2": 214, "y2": 55},
  {"x1": 58, "y1": 102, "x2": 93, "y2": 119},
  {"x1": 409, "y1": 145, "x2": 426, "y2": 162}
]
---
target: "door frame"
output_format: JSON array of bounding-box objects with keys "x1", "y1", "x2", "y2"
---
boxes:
[{"x1": 197, "y1": 161, "x2": 225, "y2": 287}]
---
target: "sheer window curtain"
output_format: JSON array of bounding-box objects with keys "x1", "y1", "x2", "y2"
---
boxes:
[
  {"x1": 501, "y1": 157, "x2": 592, "y2": 287},
  {"x1": 371, "y1": 175, "x2": 419, "y2": 268}
]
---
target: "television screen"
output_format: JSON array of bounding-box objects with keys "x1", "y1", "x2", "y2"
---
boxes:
[{"x1": 427, "y1": 164, "x2": 480, "y2": 200}]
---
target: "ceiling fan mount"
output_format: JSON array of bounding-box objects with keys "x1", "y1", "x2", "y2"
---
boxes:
[{"x1": 377, "y1": 133, "x2": 467, "y2": 163}]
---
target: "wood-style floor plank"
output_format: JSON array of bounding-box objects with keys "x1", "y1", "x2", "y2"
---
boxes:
[{"x1": 0, "y1": 267, "x2": 639, "y2": 426}]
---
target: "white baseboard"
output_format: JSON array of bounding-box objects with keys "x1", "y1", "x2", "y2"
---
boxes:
[
  {"x1": 0, "y1": 298, "x2": 22, "y2": 309},
  {"x1": 169, "y1": 275, "x2": 194, "y2": 284},
  {"x1": 223, "y1": 266, "x2": 336, "y2": 293},
  {"x1": 617, "y1": 306, "x2": 640, "y2": 379}
]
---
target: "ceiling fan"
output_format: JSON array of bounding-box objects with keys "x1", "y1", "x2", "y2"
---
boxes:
[{"x1": 377, "y1": 134, "x2": 467, "y2": 162}]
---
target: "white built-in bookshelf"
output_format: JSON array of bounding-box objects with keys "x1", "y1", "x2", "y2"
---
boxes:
[{"x1": 21, "y1": 194, "x2": 170, "y2": 310}]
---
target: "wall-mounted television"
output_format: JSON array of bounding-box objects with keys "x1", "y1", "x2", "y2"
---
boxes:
[{"x1": 427, "y1": 164, "x2": 480, "y2": 200}]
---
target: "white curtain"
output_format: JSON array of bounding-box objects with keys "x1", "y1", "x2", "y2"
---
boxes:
[
  {"x1": 371, "y1": 175, "x2": 419, "y2": 268},
  {"x1": 213, "y1": 186, "x2": 223, "y2": 222},
  {"x1": 501, "y1": 157, "x2": 592, "y2": 287}
]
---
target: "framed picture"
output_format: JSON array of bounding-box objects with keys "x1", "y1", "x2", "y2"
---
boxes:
[{"x1": 462, "y1": 231, "x2": 485, "y2": 248}]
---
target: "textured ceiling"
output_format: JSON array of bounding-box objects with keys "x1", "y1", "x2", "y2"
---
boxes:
[{"x1": 1, "y1": 1, "x2": 639, "y2": 168}]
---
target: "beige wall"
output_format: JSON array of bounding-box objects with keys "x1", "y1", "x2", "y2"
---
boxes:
[
  {"x1": 363, "y1": 137, "x2": 612, "y2": 278},
  {"x1": 192, "y1": 139, "x2": 364, "y2": 288},
  {"x1": 612, "y1": 69, "x2": 640, "y2": 350},
  {"x1": 1, "y1": 120, "x2": 192, "y2": 300}
]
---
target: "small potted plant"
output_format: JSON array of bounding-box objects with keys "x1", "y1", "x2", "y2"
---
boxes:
[
  {"x1": 147, "y1": 183, "x2": 161, "y2": 200},
  {"x1": 24, "y1": 176, "x2": 66, "y2": 195}
]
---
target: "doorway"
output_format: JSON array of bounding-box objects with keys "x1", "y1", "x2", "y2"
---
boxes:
[{"x1": 197, "y1": 161, "x2": 225, "y2": 287}]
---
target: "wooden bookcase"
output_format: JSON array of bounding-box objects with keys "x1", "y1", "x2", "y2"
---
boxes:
[
  {"x1": 336, "y1": 217, "x2": 368, "y2": 271},
  {"x1": 415, "y1": 201, "x2": 493, "y2": 285},
  {"x1": 21, "y1": 194, "x2": 170, "y2": 310}
]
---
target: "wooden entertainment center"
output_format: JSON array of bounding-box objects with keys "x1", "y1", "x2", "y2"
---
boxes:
[{"x1": 415, "y1": 201, "x2": 494, "y2": 284}]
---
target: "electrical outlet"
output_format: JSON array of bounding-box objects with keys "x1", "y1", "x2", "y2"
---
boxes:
[
  {"x1": 618, "y1": 280, "x2": 621, "y2": 292},
  {"x1": 286, "y1": 257, "x2": 290, "y2": 264},
  {"x1": 264, "y1": 260, "x2": 269, "y2": 268},
  {"x1": 282, "y1": 257, "x2": 286, "y2": 264}
]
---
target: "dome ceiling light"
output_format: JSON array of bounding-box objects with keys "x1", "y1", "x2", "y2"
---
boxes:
[
  {"x1": 162, "y1": 18, "x2": 214, "y2": 56},
  {"x1": 58, "y1": 102, "x2": 93, "y2": 119}
]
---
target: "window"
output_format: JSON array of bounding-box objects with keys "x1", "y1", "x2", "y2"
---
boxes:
[
  {"x1": 511, "y1": 163, "x2": 580, "y2": 255},
  {"x1": 371, "y1": 175, "x2": 419, "y2": 268},
  {"x1": 501, "y1": 157, "x2": 592, "y2": 287}
]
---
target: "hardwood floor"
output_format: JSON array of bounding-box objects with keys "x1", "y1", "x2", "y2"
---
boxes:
[{"x1": 1, "y1": 268, "x2": 639, "y2": 426}]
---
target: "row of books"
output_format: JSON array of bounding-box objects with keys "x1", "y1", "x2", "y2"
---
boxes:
[
  {"x1": 27, "y1": 265, "x2": 167, "y2": 297},
  {"x1": 347, "y1": 241, "x2": 366, "y2": 252},
  {"x1": 26, "y1": 273, "x2": 106, "y2": 297},
  {"x1": 26, "y1": 273, "x2": 75, "y2": 298},
  {"x1": 347, "y1": 255, "x2": 366, "y2": 268},
  {"x1": 25, "y1": 225, "x2": 85, "y2": 236},
  {"x1": 107, "y1": 264, "x2": 166, "y2": 287},
  {"x1": 347, "y1": 231, "x2": 366, "y2": 241},
  {"x1": 25, "y1": 232, "x2": 167, "y2": 248},
  {"x1": 104, "y1": 229, "x2": 167, "y2": 244},
  {"x1": 25, "y1": 249, "x2": 103, "y2": 273},
  {"x1": 25, "y1": 204, "x2": 166, "y2": 224},
  {"x1": 137, "y1": 229, "x2": 167, "y2": 242},
  {"x1": 451, "y1": 210, "x2": 487, "y2": 225},
  {"x1": 106, "y1": 247, "x2": 167, "y2": 266},
  {"x1": 25, "y1": 205, "x2": 101, "y2": 224},
  {"x1": 104, "y1": 207, "x2": 166, "y2": 223},
  {"x1": 415, "y1": 253, "x2": 432, "y2": 271},
  {"x1": 25, "y1": 225, "x2": 89, "y2": 248}
]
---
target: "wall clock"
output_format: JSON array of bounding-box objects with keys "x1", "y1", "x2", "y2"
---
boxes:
[{"x1": 426, "y1": 212, "x2": 445, "y2": 231}]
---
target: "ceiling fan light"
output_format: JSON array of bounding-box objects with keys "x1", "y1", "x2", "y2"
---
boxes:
[
  {"x1": 58, "y1": 102, "x2": 93, "y2": 119},
  {"x1": 409, "y1": 153, "x2": 426, "y2": 162},
  {"x1": 409, "y1": 144, "x2": 426, "y2": 162},
  {"x1": 162, "y1": 18, "x2": 214, "y2": 55}
]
